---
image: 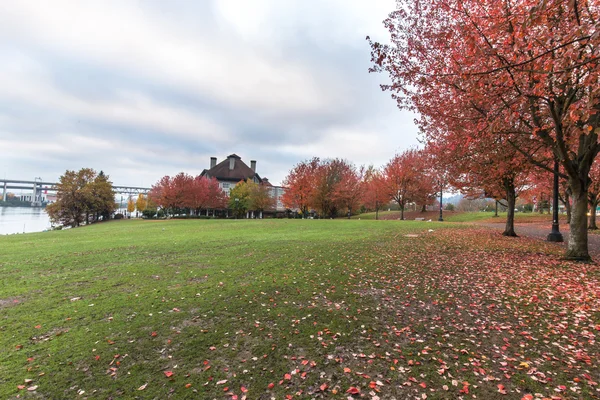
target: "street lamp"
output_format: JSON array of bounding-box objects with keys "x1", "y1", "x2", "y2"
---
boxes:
[
  {"x1": 547, "y1": 160, "x2": 564, "y2": 242},
  {"x1": 234, "y1": 198, "x2": 239, "y2": 219}
]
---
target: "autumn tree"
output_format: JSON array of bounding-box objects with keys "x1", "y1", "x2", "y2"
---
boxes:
[
  {"x1": 47, "y1": 168, "x2": 116, "y2": 227},
  {"x1": 127, "y1": 197, "x2": 135, "y2": 215},
  {"x1": 361, "y1": 166, "x2": 389, "y2": 219},
  {"x1": 249, "y1": 183, "x2": 275, "y2": 218},
  {"x1": 282, "y1": 158, "x2": 319, "y2": 217},
  {"x1": 588, "y1": 160, "x2": 600, "y2": 229},
  {"x1": 205, "y1": 177, "x2": 228, "y2": 212},
  {"x1": 183, "y1": 175, "x2": 210, "y2": 215},
  {"x1": 136, "y1": 194, "x2": 147, "y2": 214},
  {"x1": 383, "y1": 149, "x2": 435, "y2": 220},
  {"x1": 369, "y1": 0, "x2": 600, "y2": 260},
  {"x1": 331, "y1": 164, "x2": 364, "y2": 218}
]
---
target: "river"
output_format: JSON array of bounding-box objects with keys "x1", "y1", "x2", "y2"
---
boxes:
[{"x1": 0, "y1": 207, "x2": 52, "y2": 235}]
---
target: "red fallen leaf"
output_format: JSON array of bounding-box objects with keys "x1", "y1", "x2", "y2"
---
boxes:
[
  {"x1": 285, "y1": 395, "x2": 293, "y2": 400},
  {"x1": 460, "y1": 385, "x2": 469, "y2": 394},
  {"x1": 172, "y1": 308, "x2": 180, "y2": 312},
  {"x1": 241, "y1": 386, "x2": 248, "y2": 393},
  {"x1": 497, "y1": 384, "x2": 507, "y2": 394},
  {"x1": 164, "y1": 371, "x2": 174, "y2": 378},
  {"x1": 17, "y1": 385, "x2": 25, "y2": 390},
  {"x1": 15, "y1": 344, "x2": 23, "y2": 350},
  {"x1": 151, "y1": 332, "x2": 157, "y2": 337},
  {"x1": 521, "y1": 395, "x2": 533, "y2": 400},
  {"x1": 320, "y1": 383, "x2": 328, "y2": 391},
  {"x1": 95, "y1": 355, "x2": 100, "y2": 361},
  {"x1": 419, "y1": 382, "x2": 427, "y2": 388},
  {"x1": 34, "y1": 325, "x2": 41, "y2": 329},
  {"x1": 284, "y1": 373, "x2": 292, "y2": 380},
  {"x1": 343, "y1": 367, "x2": 351, "y2": 373},
  {"x1": 301, "y1": 360, "x2": 309, "y2": 365},
  {"x1": 27, "y1": 357, "x2": 35, "y2": 362},
  {"x1": 267, "y1": 382, "x2": 275, "y2": 389},
  {"x1": 185, "y1": 383, "x2": 192, "y2": 388},
  {"x1": 346, "y1": 386, "x2": 360, "y2": 394}
]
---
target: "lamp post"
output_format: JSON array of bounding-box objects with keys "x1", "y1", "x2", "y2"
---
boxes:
[
  {"x1": 438, "y1": 181, "x2": 443, "y2": 222},
  {"x1": 547, "y1": 160, "x2": 564, "y2": 242},
  {"x1": 234, "y1": 198, "x2": 239, "y2": 219}
]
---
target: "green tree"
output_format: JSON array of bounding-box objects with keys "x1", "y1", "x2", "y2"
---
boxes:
[{"x1": 228, "y1": 179, "x2": 252, "y2": 218}]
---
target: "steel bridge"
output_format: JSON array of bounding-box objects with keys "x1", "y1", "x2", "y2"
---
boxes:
[{"x1": 1, "y1": 178, "x2": 151, "y2": 205}]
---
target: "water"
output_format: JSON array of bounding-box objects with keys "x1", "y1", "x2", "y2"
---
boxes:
[{"x1": 0, "y1": 207, "x2": 52, "y2": 235}]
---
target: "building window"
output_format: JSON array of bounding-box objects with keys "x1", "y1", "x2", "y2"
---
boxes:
[{"x1": 222, "y1": 182, "x2": 230, "y2": 189}]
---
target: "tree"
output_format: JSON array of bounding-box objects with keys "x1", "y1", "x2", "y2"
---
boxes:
[
  {"x1": 127, "y1": 197, "x2": 135, "y2": 215},
  {"x1": 228, "y1": 179, "x2": 252, "y2": 218},
  {"x1": 249, "y1": 183, "x2": 275, "y2": 218},
  {"x1": 383, "y1": 149, "x2": 435, "y2": 220},
  {"x1": 46, "y1": 168, "x2": 116, "y2": 227},
  {"x1": 205, "y1": 177, "x2": 228, "y2": 212},
  {"x1": 369, "y1": 0, "x2": 600, "y2": 260},
  {"x1": 588, "y1": 160, "x2": 600, "y2": 229},
  {"x1": 89, "y1": 170, "x2": 116, "y2": 222},
  {"x1": 136, "y1": 194, "x2": 147, "y2": 214},
  {"x1": 282, "y1": 158, "x2": 319, "y2": 217},
  {"x1": 183, "y1": 176, "x2": 211, "y2": 215},
  {"x1": 332, "y1": 164, "x2": 364, "y2": 218},
  {"x1": 361, "y1": 166, "x2": 389, "y2": 220}
]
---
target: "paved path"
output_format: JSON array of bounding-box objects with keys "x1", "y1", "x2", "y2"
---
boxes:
[{"x1": 477, "y1": 221, "x2": 600, "y2": 259}]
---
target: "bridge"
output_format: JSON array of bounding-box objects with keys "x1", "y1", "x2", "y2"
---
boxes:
[{"x1": 1, "y1": 178, "x2": 151, "y2": 205}]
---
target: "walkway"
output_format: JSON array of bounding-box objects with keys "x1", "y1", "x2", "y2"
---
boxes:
[{"x1": 477, "y1": 221, "x2": 600, "y2": 259}]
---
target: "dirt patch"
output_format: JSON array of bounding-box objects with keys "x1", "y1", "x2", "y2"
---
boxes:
[{"x1": 0, "y1": 296, "x2": 22, "y2": 309}]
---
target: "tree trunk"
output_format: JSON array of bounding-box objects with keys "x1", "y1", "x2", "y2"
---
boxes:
[
  {"x1": 566, "y1": 185, "x2": 591, "y2": 261},
  {"x1": 400, "y1": 204, "x2": 405, "y2": 220},
  {"x1": 589, "y1": 199, "x2": 598, "y2": 230},
  {"x1": 503, "y1": 182, "x2": 517, "y2": 237},
  {"x1": 421, "y1": 204, "x2": 426, "y2": 212},
  {"x1": 562, "y1": 192, "x2": 572, "y2": 224}
]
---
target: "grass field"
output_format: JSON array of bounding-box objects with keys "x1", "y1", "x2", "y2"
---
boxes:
[{"x1": 1, "y1": 219, "x2": 599, "y2": 399}]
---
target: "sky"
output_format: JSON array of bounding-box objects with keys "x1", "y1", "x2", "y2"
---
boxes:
[{"x1": 0, "y1": 0, "x2": 421, "y2": 188}]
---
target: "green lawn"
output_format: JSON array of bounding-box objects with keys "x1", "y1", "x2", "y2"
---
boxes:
[{"x1": 1, "y1": 219, "x2": 598, "y2": 399}]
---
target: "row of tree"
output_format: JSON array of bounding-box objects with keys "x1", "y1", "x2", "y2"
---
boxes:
[
  {"x1": 148, "y1": 173, "x2": 228, "y2": 216},
  {"x1": 281, "y1": 151, "x2": 438, "y2": 219},
  {"x1": 368, "y1": 0, "x2": 600, "y2": 260}
]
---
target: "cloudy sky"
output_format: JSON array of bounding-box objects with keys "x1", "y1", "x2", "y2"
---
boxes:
[{"x1": 0, "y1": 0, "x2": 420, "y2": 187}]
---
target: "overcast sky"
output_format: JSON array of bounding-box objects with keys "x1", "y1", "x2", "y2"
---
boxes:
[{"x1": 0, "y1": 0, "x2": 420, "y2": 187}]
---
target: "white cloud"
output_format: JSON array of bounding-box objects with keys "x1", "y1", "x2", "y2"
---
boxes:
[{"x1": 0, "y1": 0, "x2": 420, "y2": 187}]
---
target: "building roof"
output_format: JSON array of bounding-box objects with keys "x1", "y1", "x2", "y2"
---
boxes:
[{"x1": 201, "y1": 154, "x2": 260, "y2": 183}]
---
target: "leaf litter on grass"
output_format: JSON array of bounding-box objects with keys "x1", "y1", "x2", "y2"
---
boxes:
[{"x1": 1, "y1": 221, "x2": 599, "y2": 399}]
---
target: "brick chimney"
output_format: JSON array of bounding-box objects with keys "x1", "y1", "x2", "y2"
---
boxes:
[
  {"x1": 251, "y1": 160, "x2": 256, "y2": 172},
  {"x1": 229, "y1": 156, "x2": 235, "y2": 170},
  {"x1": 210, "y1": 157, "x2": 217, "y2": 169}
]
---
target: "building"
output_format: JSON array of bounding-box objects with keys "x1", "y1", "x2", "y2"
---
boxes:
[
  {"x1": 201, "y1": 154, "x2": 286, "y2": 213},
  {"x1": 200, "y1": 154, "x2": 261, "y2": 197}
]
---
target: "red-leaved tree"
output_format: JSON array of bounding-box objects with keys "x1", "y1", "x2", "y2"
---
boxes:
[{"x1": 369, "y1": 0, "x2": 600, "y2": 259}]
